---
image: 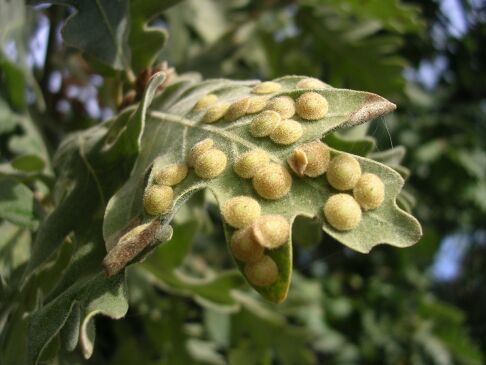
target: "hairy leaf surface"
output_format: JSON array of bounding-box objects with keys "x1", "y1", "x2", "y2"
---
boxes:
[{"x1": 103, "y1": 74, "x2": 422, "y2": 303}]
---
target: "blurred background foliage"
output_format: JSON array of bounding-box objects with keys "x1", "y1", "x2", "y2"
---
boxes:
[{"x1": 1, "y1": 0, "x2": 486, "y2": 364}]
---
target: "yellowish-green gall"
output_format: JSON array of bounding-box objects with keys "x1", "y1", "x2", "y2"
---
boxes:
[
  {"x1": 324, "y1": 193, "x2": 362, "y2": 231},
  {"x1": 266, "y1": 96, "x2": 296, "y2": 119},
  {"x1": 252, "y1": 163, "x2": 292, "y2": 200},
  {"x1": 202, "y1": 102, "x2": 230, "y2": 123},
  {"x1": 252, "y1": 215, "x2": 290, "y2": 249},
  {"x1": 234, "y1": 149, "x2": 270, "y2": 179},
  {"x1": 230, "y1": 227, "x2": 264, "y2": 263},
  {"x1": 225, "y1": 97, "x2": 250, "y2": 122},
  {"x1": 326, "y1": 154, "x2": 362, "y2": 191},
  {"x1": 250, "y1": 110, "x2": 281, "y2": 137},
  {"x1": 296, "y1": 78, "x2": 327, "y2": 89},
  {"x1": 221, "y1": 196, "x2": 261, "y2": 229},
  {"x1": 353, "y1": 173, "x2": 385, "y2": 210},
  {"x1": 246, "y1": 96, "x2": 268, "y2": 114},
  {"x1": 154, "y1": 163, "x2": 188, "y2": 186},
  {"x1": 143, "y1": 185, "x2": 174, "y2": 215},
  {"x1": 244, "y1": 255, "x2": 279, "y2": 287},
  {"x1": 188, "y1": 138, "x2": 214, "y2": 167},
  {"x1": 193, "y1": 94, "x2": 218, "y2": 111},
  {"x1": 295, "y1": 92, "x2": 329, "y2": 120},
  {"x1": 194, "y1": 148, "x2": 227, "y2": 179},
  {"x1": 287, "y1": 140, "x2": 330, "y2": 177},
  {"x1": 269, "y1": 119, "x2": 303, "y2": 145},
  {"x1": 252, "y1": 81, "x2": 282, "y2": 94}
]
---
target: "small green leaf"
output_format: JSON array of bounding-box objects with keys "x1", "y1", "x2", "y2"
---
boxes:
[
  {"x1": 11, "y1": 154, "x2": 45, "y2": 173},
  {"x1": 0, "y1": 177, "x2": 36, "y2": 228},
  {"x1": 129, "y1": 0, "x2": 183, "y2": 72}
]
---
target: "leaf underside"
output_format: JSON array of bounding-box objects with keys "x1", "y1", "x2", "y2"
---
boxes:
[{"x1": 103, "y1": 74, "x2": 422, "y2": 303}]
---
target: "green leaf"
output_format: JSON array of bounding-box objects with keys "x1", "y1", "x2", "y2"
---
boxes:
[
  {"x1": 324, "y1": 132, "x2": 376, "y2": 156},
  {"x1": 0, "y1": 177, "x2": 36, "y2": 228},
  {"x1": 103, "y1": 74, "x2": 421, "y2": 303},
  {"x1": 11, "y1": 154, "x2": 46, "y2": 173},
  {"x1": 129, "y1": 0, "x2": 183, "y2": 73},
  {"x1": 27, "y1": 0, "x2": 130, "y2": 71},
  {"x1": 139, "y1": 220, "x2": 246, "y2": 311},
  {"x1": 21, "y1": 72, "x2": 167, "y2": 282}
]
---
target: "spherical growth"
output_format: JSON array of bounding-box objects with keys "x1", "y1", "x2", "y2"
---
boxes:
[
  {"x1": 154, "y1": 163, "x2": 188, "y2": 186},
  {"x1": 193, "y1": 94, "x2": 218, "y2": 111},
  {"x1": 324, "y1": 193, "x2": 362, "y2": 231},
  {"x1": 252, "y1": 215, "x2": 290, "y2": 249},
  {"x1": 296, "y1": 78, "x2": 327, "y2": 89},
  {"x1": 143, "y1": 185, "x2": 174, "y2": 215},
  {"x1": 295, "y1": 92, "x2": 329, "y2": 120},
  {"x1": 230, "y1": 227, "x2": 264, "y2": 263},
  {"x1": 287, "y1": 140, "x2": 330, "y2": 177},
  {"x1": 252, "y1": 163, "x2": 292, "y2": 200},
  {"x1": 188, "y1": 138, "x2": 214, "y2": 167},
  {"x1": 326, "y1": 154, "x2": 362, "y2": 191},
  {"x1": 233, "y1": 149, "x2": 270, "y2": 179},
  {"x1": 266, "y1": 96, "x2": 296, "y2": 119},
  {"x1": 250, "y1": 110, "x2": 281, "y2": 137},
  {"x1": 252, "y1": 81, "x2": 281, "y2": 94},
  {"x1": 194, "y1": 148, "x2": 227, "y2": 179},
  {"x1": 221, "y1": 196, "x2": 261, "y2": 229},
  {"x1": 225, "y1": 97, "x2": 250, "y2": 122},
  {"x1": 203, "y1": 102, "x2": 230, "y2": 123},
  {"x1": 244, "y1": 255, "x2": 279, "y2": 287},
  {"x1": 246, "y1": 96, "x2": 268, "y2": 114},
  {"x1": 353, "y1": 173, "x2": 385, "y2": 210},
  {"x1": 269, "y1": 119, "x2": 303, "y2": 145}
]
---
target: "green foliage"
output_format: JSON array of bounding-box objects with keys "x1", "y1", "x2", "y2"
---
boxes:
[{"x1": 0, "y1": 0, "x2": 484, "y2": 364}]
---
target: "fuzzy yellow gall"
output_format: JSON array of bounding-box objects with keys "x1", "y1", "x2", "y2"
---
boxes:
[
  {"x1": 221, "y1": 196, "x2": 261, "y2": 229},
  {"x1": 326, "y1": 154, "x2": 362, "y2": 191},
  {"x1": 233, "y1": 149, "x2": 270, "y2": 179},
  {"x1": 324, "y1": 193, "x2": 362, "y2": 231},
  {"x1": 266, "y1": 96, "x2": 296, "y2": 119},
  {"x1": 296, "y1": 78, "x2": 327, "y2": 89},
  {"x1": 225, "y1": 97, "x2": 251, "y2": 122},
  {"x1": 353, "y1": 173, "x2": 385, "y2": 210},
  {"x1": 252, "y1": 163, "x2": 292, "y2": 200},
  {"x1": 230, "y1": 227, "x2": 265, "y2": 263},
  {"x1": 244, "y1": 255, "x2": 279, "y2": 287},
  {"x1": 194, "y1": 148, "x2": 227, "y2": 179},
  {"x1": 252, "y1": 215, "x2": 290, "y2": 249},
  {"x1": 295, "y1": 92, "x2": 329, "y2": 120},
  {"x1": 246, "y1": 96, "x2": 268, "y2": 114},
  {"x1": 143, "y1": 185, "x2": 174, "y2": 215},
  {"x1": 193, "y1": 94, "x2": 218, "y2": 111},
  {"x1": 202, "y1": 102, "x2": 230, "y2": 123},
  {"x1": 269, "y1": 119, "x2": 303, "y2": 145},
  {"x1": 188, "y1": 138, "x2": 214, "y2": 167},
  {"x1": 154, "y1": 163, "x2": 188, "y2": 186},
  {"x1": 252, "y1": 81, "x2": 282, "y2": 94},
  {"x1": 287, "y1": 140, "x2": 330, "y2": 177},
  {"x1": 250, "y1": 110, "x2": 281, "y2": 137}
]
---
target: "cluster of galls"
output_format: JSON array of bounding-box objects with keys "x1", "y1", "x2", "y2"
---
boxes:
[
  {"x1": 193, "y1": 78, "x2": 329, "y2": 146},
  {"x1": 143, "y1": 77, "x2": 386, "y2": 288},
  {"x1": 323, "y1": 154, "x2": 385, "y2": 231},
  {"x1": 221, "y1": 196, "x2": 290, "y2": 287}
]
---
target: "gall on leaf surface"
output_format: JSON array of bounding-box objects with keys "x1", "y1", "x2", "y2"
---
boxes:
[{"x1": 103, "y1": 74, "x2": 422, "y2": 303}]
